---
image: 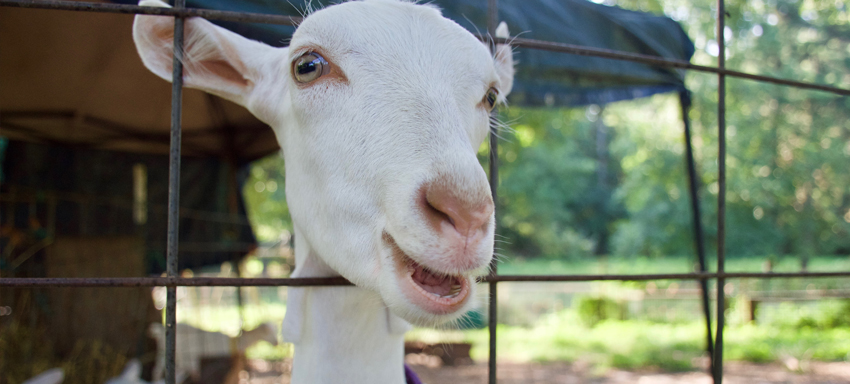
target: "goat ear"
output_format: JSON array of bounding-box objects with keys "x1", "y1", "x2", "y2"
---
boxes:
[
  {"x1": 492, "y1": 22, "x2": 515, "y2": 99},
  {"x1": 133, "y1": 0, "x2": 285, "y2": 123}
]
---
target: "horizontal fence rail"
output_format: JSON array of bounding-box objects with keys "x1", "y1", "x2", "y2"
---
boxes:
[
  {"x1": 2, "y1": 0, "x2": 848, "y2": 96},
  {"x1": 496, "y1": 37, "x2": 850, "y2": 96},
  {"x1": 0, "y1": 0, "x2": 303, "y2": 25},
  {"x1": 3, "y1": 271, "x2": 850, "y2": 287}
]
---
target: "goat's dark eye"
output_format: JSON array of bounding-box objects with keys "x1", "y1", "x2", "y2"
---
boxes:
[
  {"x1": 484, "y1": 87, "x2": 499, "y2": 111},
  {"x1": 293, "y1": 52, "x2": 329, "y2": 83}
]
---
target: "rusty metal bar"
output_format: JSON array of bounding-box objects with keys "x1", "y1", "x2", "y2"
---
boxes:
[
  {"x1": 0, "y1": 0, "x2": 302, "y2": 25},
  {"x1": 1, "y1": 1, "x2": 847, "y2": 96},
  {"x1": 486, "y1": 1, "x2": 499, "y2": 382},
  {"x1": 0, "y1": 277, "x2": 352, "y2": 287},
  {"x1": 493, "y1": 36, "x2": 850, "y2": 96},
  {"x1": 3, "y1": 271, "x2": 850, "y2": 287},
  {"x1": 714, "y1": 0, "x2": 728, "y2": 382},
  {"x1": 164, "y1": 1, "x2": 186, "y2": 383}
]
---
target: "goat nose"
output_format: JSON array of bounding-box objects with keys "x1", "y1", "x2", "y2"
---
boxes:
[{"x1": 423, "y1": 181, "x2": 494, "y2": 239}]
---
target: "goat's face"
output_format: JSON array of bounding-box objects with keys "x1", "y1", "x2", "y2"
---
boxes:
[{"x1": 134, "y1": 0, "x2": 514, "y2": 325}]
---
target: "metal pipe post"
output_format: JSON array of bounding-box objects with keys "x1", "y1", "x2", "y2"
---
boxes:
[
  {"x1": 679, "y1": 91, "x2": 715, "y2": 376},
  {"x1": 714, "y1": 1, "x2": 727, "y2": 382},
  {"x1": 165, "y1": 1, "x2": 186, "y2": 383}
]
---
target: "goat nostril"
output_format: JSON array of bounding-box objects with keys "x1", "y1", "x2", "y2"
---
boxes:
[
  {"x1": 423, "y1": 182, "x2": 492, "y2": 237},
  {"x1": 425, "y1": 196, "x2": 456, "y2": 229}
]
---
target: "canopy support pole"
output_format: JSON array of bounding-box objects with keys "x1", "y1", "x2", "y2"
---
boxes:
[{"x1": 679, "y1": 90, "x2": 715, "y2": 380}]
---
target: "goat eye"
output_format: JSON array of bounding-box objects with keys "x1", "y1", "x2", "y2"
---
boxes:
[
  {"x1": 293, "y1": 52, "x2": 329, "y2": 83},
  {"x1": 484, "y1": 88, "x2": 499, "y2": 111}
]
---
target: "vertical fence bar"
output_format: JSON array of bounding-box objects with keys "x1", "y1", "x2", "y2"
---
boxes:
[
  {"x1": 679, "y1": 91, "x2": 715, "y2": 379},
  {"x1": 165, "y1": 1, "x2": 186, "y2": 384},
  {"x1": 487, "y1": 122, "x2": 499, "y2": 384},
  {"x1": 486, "y1": 1, "x2": 499, "y2": 382},
  {"x1": 714, "y1": 0, "x2": 727, "y2": 383},
  {"x1": 487, "y1": 126, "x2": 499, "y2": 384}
]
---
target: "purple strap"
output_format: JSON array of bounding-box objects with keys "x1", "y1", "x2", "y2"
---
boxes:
[{"x1": 404, "y1": 364, "x2": 424, "y2": 384}]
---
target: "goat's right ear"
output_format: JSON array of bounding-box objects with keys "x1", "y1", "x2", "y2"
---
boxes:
[
  {"x1": 492, "y1": 22, "x2": 515, "y2": 99},
  {"x1": 133, "y1": 0, "x2": 286, "y2": 124}
]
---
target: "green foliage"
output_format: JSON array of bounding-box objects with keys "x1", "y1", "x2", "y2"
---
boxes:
[
  {"x1": 243, "y1": 155, "x2": 291, "y2": 242},
  {"x1": 538, "y1": 0, "x2": 850, "y2": 258},
  {"x1": 789, "y1": 300, "x2": 850, "y2": 330},
  {"x1": 494, "y1": 107, "x2": 621, "y2": 259},
  {"x1": 575, "y1": 296, "x2": 627, "y2": 326}
]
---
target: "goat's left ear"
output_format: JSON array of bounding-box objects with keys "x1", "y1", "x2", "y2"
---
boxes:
[
  {"x1": 492, "y1": 22, "x2": 515, "y2": 100},
  {"x1": 133, "y1": 0, "x2": 286, "y2": 125}
]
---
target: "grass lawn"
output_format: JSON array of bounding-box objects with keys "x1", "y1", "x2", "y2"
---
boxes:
[
  {"x1": 408, "y1": 309, "x2": 850, "y2": 372},
  {"x1": 406, "y1": 255, "x2": 850, "y2": 371}
]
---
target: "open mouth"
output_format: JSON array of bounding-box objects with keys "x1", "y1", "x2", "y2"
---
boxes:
[
  {"x1": 386, "y1": 234, "x2": 471, "y2": 314},
  {"x1": 407, "y1": 259, "x2": 466, "y2": 298}
]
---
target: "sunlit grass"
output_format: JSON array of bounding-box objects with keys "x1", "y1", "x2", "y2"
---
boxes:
[
  {"x1": 406, "y1": 256, "x2": 850, "y2": 371},
  {"x1": 408, "y1": 309, "x2": 850, "y2": 372}
]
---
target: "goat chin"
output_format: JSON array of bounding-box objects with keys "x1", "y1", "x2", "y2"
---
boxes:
[{"x1": 383, "y1": 283, "x2": 480, "y2": 328}]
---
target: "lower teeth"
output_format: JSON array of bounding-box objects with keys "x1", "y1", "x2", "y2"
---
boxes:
[{"x1": 440, "y1": 285, "x2": 462, "y2": 298}]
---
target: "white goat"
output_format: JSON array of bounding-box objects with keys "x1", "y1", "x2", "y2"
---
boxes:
[
  {"x1": 22, "y1": 368, "x2": 64, "y2": 384},
  {"x1": 133, "y1": 1, "x2": 513, "y2": 382},
  {"x1": 148, "y1": 322, "x2": 278, "y2": 381}
]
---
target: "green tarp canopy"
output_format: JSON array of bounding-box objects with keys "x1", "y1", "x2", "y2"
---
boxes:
[{"x1": 168, "y1": 0, "x2": 695, "y2": 106}]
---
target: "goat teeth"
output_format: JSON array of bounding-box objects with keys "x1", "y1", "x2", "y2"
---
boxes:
[{"x1": 444, "y1": 286, "x2": 462, "y2": 298}]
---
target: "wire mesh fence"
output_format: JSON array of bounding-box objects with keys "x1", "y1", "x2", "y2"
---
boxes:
[{"x1": 1, "y1": 1, "x2": 849, "y2": 384}]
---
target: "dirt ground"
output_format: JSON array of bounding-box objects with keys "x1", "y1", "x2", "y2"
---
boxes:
[{"x1": 244, "y1": 359, "x2": 850, "y2": 384}]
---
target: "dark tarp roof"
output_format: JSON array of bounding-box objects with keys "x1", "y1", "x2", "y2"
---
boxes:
[
  {"x1": 1, "y1": 0, "x2": 694, "y2": 157},
  {"x1": 1, "y1": 0, "x2": 693, "y2": 272},
  {"x1": 166, "y1": 0, "x2": 695, "y2": 107}
]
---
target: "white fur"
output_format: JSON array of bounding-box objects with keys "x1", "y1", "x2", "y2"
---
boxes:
[
  {"x1": 22, "y1": 369, "x2": 64, "y2": 384},
  {"x1": 147, "y1": 322, "x2": 278, "y2": 381},
  {"x1": 133, "y1": 1, "x2": 513, "y2": 382}
]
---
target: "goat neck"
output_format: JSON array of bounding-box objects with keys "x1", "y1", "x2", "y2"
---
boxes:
[{"x1": 283, "y1": 236, "x2": 410, "y2": 383}]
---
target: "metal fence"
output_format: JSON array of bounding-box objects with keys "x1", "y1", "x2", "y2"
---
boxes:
[{"x1": 1, "y1": 1, "x2": 849, "y2": 384}]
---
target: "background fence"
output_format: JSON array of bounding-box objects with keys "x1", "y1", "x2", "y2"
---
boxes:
[{"x1": 1, "y1": 0, "x2": 849, "y2": 384}]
